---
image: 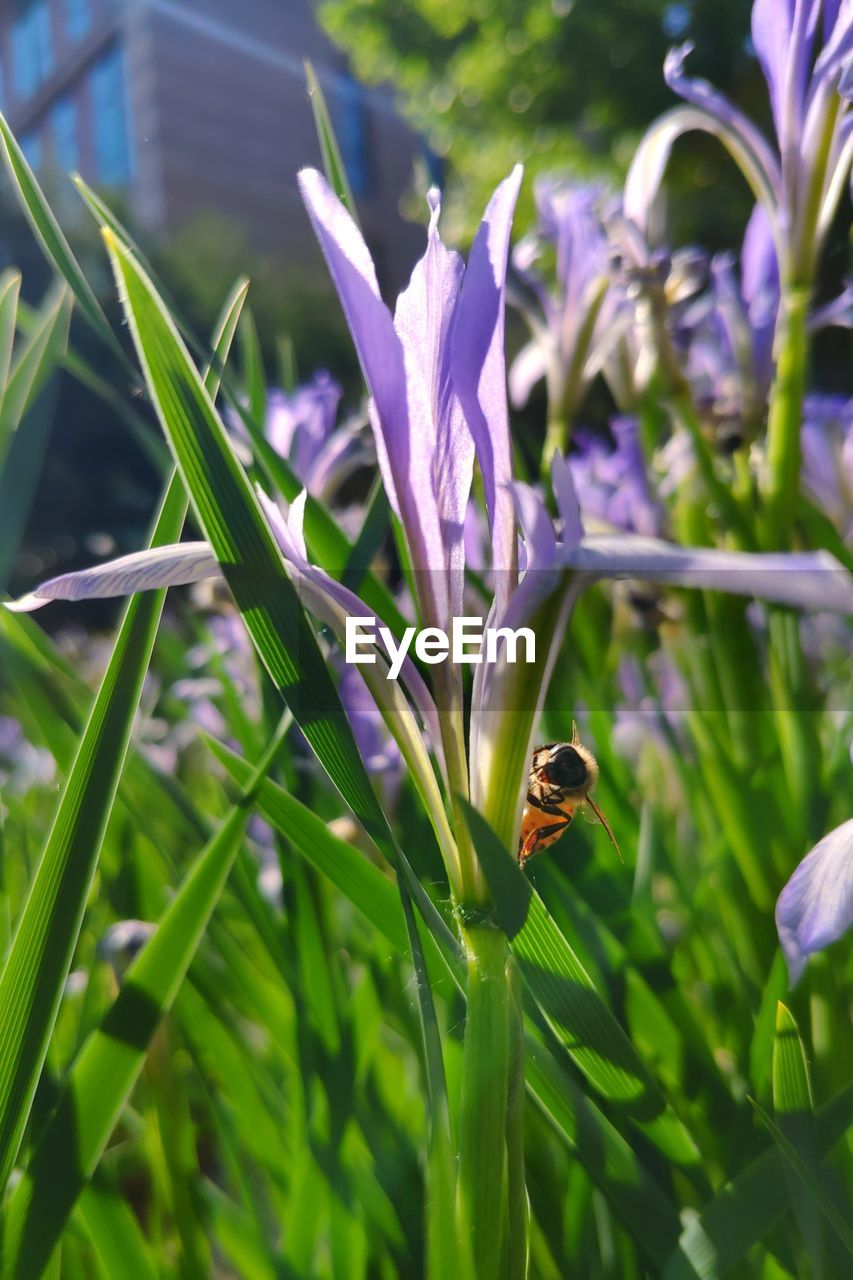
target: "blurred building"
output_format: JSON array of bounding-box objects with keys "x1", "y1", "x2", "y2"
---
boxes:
[{"x1": 0, "y1": 0, "x2": 430, "y2": 287}]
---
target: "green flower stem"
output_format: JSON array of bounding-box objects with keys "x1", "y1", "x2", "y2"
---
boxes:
[
  {"x1": 760, "y1": 287, "x2": 810, "y2": 550},
  {"x1": 457, "y1": 924, "x2": 511, "y2": 1280},
  {"x1": 434, "y1": 662, "x2": 481, "y2": 905},
  {"x1": 670, "y1": 390, "x2": 755, "y2": 549},
  {"x1": 542, "y1": 410, "x2": 571, "y2": 476},
  {"x1": 502, "y1": 960, "x2": 528, "y2": 1280},
  {"x1": 767, "y1": 608, "x2": 820, "y2": 848}
]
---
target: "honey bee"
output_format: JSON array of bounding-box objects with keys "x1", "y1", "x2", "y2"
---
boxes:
[{"x1": 518, "y1": 724, "x2": 621, "y2": 868}]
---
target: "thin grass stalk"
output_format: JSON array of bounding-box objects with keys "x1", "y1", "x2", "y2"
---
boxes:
[
  {"x1": 502, "y1": 959, "x2": 528, "y2": 1279},
  {"x1": 458, "y1": 924, "x2": 511, "y2": 1280}
]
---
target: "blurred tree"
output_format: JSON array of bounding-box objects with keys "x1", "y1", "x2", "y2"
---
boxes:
[{"x1": 318, "y1": 0, "x2": 764, "y2": 247}]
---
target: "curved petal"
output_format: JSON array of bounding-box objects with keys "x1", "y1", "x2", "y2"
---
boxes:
[
  {"x1": 4, "y1": 543, "x2": 219, "y2": 612},
  {"x1": 451, "y1": 165, "x2": 524, "y2": 609},
  {"x1": 558, "y1": 536, "x2": 853, "y2": 613},
  {"x1": 664, "y1": 44, "x2": 783, "y2": 194},
  {"x1": 259, "y1": 487, "x2": 448, "y2": 786},
  {"x1": 776, "y1": 818, "x2": 853, "y2": 984},
  {"x1": 626, "y1": 106, "x2": 781, "y2": 248}
]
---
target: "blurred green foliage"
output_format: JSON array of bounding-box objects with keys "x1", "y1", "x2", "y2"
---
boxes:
[{"x1": 319, "y1": 0, "x2": 760, "y2": 244}]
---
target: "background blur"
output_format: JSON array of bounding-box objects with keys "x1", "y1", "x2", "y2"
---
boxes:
[{"x1": 0, "y1": 0, "x2": 846, "y2": 613}]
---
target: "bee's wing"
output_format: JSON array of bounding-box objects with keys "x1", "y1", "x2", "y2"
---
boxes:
[
  {"x1": 579, "y1": 797, "x2": 622, "y2": 861},
  {"x1": 578, "y1": 798, "x2": 598, "y2": 825}
]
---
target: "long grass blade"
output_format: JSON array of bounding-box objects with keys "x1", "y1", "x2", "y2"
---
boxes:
[
  {"x1": 461, "y1": 800, "x2": 702, "y2": 1170},
  {"x1": 772, "y1": 1001, "x2": 824, "y2": 1267},
  {"x1": 0, "y1": 268, "x2": 22, "y2": 399},
  {"x1": 0, "y1": 114, "x2": 123, "y2": 362},
  {"x1": 305, "y1": 60, "x2": 360, "y2": 226},
  {"x1": 749, "y1": 1096, "x2": 853, "y2": 1258},
  {"x1": 207, "y1": 736, "x2": 461, "y2": 975},
  {"x1": 103, "y1": 232, "x2": 384, "y2": 831},
  {"x1": 0, "y1": 278, "x2": 247, "y2": 1194},
  {"x1": 0, "y1": 480, "x2": 183, "y2": 1191},
  {"x1": 1, "y1": 716, "x2": 290, "y2": 1278}
]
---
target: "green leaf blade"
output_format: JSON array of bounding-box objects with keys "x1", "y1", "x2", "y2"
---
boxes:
[
  {"x1": 0, "y1": 475, "x2": 185, "y2": 1192},
  {"x1": 461, "y1": 800, "x2": 703, "y2": 1170}
]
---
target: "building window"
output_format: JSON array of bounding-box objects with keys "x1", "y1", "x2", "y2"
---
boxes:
[
  {"x1": 20, "y1": 130, "x2": 43, "y2": 170},
  {"x1": 50, "y1": 95, "x2": 79, "y2": 172},
  {"x1": 64, "y1": 0, "x2": 91, "y2": 42},
  {"x1": 335, "y1": 73, "x2": 373, "y2": 199},
  {"x1": 11, "y1": 1, "x2": 54, "y2": 101},
  {"x1": 89, "y1": 45, "x2": 132, "y2": 185}
]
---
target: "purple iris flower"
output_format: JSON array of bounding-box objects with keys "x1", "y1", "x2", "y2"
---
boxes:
[
  {"x1": 509, "y1": 177, "x2": 620, "y2": 438},
  {"x1": 297, "y1": 168, "x2": 522, "y2": 633},
  {"x1": 627, "y1": 0, "x2": 853, "y2": 285},
  {"x1": 682, "y1": 204, "x2": 780, "y2": 443},
  {"x1": 569, "y1": 418, "x2": 665, "y2": 537},
  {"x1": 776, "y1": 817, "x2": 853, "y2": 984},
  {"x1": 7, "y1": 168, "x2": 853, "y2": 902},
  {"x1": 800, "y1": 394, "x2": 853, "y2": 539}
]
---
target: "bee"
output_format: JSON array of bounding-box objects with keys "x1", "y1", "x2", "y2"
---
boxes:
[{"x1": 518, "y1": 724, "x2": 621, "y2": 868}]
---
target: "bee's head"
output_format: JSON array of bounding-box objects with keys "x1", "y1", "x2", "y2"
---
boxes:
[{"x1": 545, "y1": 743, "x2": 597, "y2": 794}]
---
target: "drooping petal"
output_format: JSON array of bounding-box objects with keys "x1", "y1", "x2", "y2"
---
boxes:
[
  {"x1": 4, "y1": 543, "x2": 219, "y2": 612},
  {"x1": 664, "y1": 44, "x2": 784, "y2": 197},
  {"x1": 259, "y1": 487, "x2": 448, "y2": 783},
  {"x1": 451, "y1": 165, "x2": 524, "y2": 610},
  {"x1": 559, "y1": 536, "x2": 853, "y2": 613},
  {"x1": 776, "y1": 818, "x2": 853, "y2": 984}
]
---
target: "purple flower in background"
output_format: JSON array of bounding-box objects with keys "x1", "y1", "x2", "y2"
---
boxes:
[
  {"x1": 569, "y1": 418, "x2": 665, "y2": 536},
  {"x1": 776, "y1": 817, "x2": 853, "y2": 984},
  {"x1": 265, "y1": 371, "x2": 341, "y2": 464},
  {"x1": 627, "y1": 0, "x2": 853, "y2": 284},
  {"x1": 0, "y1": 715, "x2": 55, "y2": 794},
  {"x1": 509, "y1": 177, "x2": 620, "y2": 442},
  {"x1": 684, "y1": 205, "x2": 780, "y2": 442},
  {"x1": 800, "y1": 395, "x2": 853, "y2": 540},
  {"x1": 338, "y1": 664, "x2": 403, "y2": 803},
  {"x1": 231, "y1": 371, "x2": 370, "y2": 502}
]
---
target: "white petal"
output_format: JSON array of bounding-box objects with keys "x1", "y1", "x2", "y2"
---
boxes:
[
  {"x1": 560, "y1": 537, "x2": 853, "y2": 613},
  {"x1": 4, "y1": 543, "x2": 220, "y2": 612}
]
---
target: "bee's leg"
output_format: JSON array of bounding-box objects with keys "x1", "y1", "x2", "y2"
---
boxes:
[{"x1": 519, "y1": 818, "x2": 570, "y2": 868}]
